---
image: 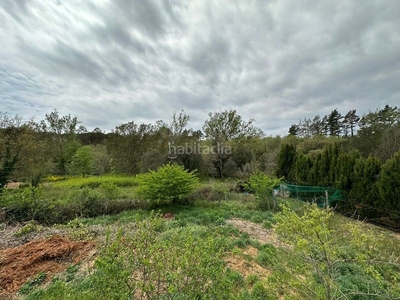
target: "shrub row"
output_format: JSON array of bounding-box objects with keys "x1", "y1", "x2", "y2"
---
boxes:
[{"x1": 1, "y1": 184, "x2": 144, "y2": 225}]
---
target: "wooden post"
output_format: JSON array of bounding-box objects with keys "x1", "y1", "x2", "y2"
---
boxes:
[{"x1": 325, "y1": 190, "x2": 329, "y2": 208}]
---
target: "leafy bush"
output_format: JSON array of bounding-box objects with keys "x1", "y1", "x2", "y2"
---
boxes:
[
  {"x1": 246, "y1": 171, "x2": 282, "y2": 210},
  {"x1": 98, "y1": 182, "x2": 120, "y2": 200},
  {"x1": 14, "y1": 221, "x2": 43, "y2": 237},
  {"x1": 3, "y1": 184, "x2": 140, "y2": 225},
  {"x1": 274, "y1": 204, "x2": 398, "y2": 299},
  {"x1": 136, "y1": 163, "x2": 199, "y2": 205}
]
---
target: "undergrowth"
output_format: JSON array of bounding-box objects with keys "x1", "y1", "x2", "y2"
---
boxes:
[{"x1": 1, "y1": 178, "x2": 399, "y2": 299}]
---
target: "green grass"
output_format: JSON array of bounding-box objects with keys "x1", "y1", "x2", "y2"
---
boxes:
[
  {"x1": 2, "y1": 177, "x2": 400, "y2": 299},
  {"x1": 49, "y1": 175, "x2": 138, "y2": 188}
]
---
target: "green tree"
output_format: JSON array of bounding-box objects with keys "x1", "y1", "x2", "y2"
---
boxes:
[
  {"x1": 275, "y1": 204, "x2": 391, "y2": 299},
  {"x1": 294, "y1": 152, "x2": 312, "y2": 185},
  {"x1": 169, "y1": 109, "x2": 190, "y2": 146},
  {"x1": 0, "y1": 130, "x2": 21, "y2": 191},
  {"x1": 136, "y1": 163, "x2": 199, "y2": 205},
  {"x1": 276, "y1": 143, "x2": 296, "y2": 182},
  {"x1": 203, "y1": 109, "x2": 263, "y2": 178},
  {"x1": 39, "y1": 109, "x2": 84, "y2": 174},
  {"x1": 68, "y1": 146, "x2": 95, "y2": 177},
  {"x1": 288, "y1": 124, "x2": 300, "y2": 136},
  {"x1": 246, "y1": 171, "x2": 282, "y2": 210},
  {"x1": 342, "y1": 109, "x2": 360, "y2": 137},
  {"x1": 356, "y1": 105, "x2": 400, "y2": 159},
  {"x1": 140, "y1": 149, "x2": 166, "y2": 173},
  {"x1": 92, "y1": 144, "x2": 111, "y2": 176},
  {"x1": 257, "y1": 136, "x2": 282, "y2": 176},
  {"x1": 377, "y1": 150, "x2": 400, "y2": 212},
  {"x1": 349, "y1": 156, "x2": 381, "y2": 206},
  {"x1": 376, "y1": 122, "x2": 400, "y2": 162},
  {"x1": 166, "y1": 111, "x2": 204, "y2": 173},
  {"x1": 311, "y1": 115, "x2": 324, "y2": 136},
  {"x1": 0, "y1": 113, "x2": 48, "y2": 189},
  {"x1": 107, "y1": 122, "x2": 156, "y2": 175},
  {"x1": 334, "y1": 150, "x2": 359, "y2": 194},
  {"x1": 78, "y1": 127, "x2": 107, "y2": 145},
  {"x1": 326, "y1": 109, "x2": 343, "y2": 137}
]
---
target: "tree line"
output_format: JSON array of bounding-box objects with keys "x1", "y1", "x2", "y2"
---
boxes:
[
  {"x1": 1, "y1": 106, "x2": 399, "y2": 226},
  {"x1": 279, "y1": 105, "x2": 400, "y2": 228},
  {"x1": 0, "y1": 109, "x2": 266, "y2": 188}
]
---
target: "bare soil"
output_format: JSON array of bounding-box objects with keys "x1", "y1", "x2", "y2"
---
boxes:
[
  {"x1": 4, "y1": 182, "x2": 23, "y2": 189},
  {"x1": 225, "y1": 245, "x2": 270, "y2": 279},
  {"x1": 0, "y1": 235, "x2": 95, "y2": 296},
  {"x1": 226, "y1": 219, "x2": 288, "y2": 248}
]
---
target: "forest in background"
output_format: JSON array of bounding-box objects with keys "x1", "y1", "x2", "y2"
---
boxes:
[{"x1": 1, "y1": 105, "x2": 400, "y2": 228}]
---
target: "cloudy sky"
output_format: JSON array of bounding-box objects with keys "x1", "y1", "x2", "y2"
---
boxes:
[{"x1": 1, "y1": 0, "x2": 400, "y2": 135}]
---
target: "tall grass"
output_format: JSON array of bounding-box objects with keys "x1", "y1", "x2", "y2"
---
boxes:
[{"x1": 49, "y1": 175, "x2": 138, "y2": 188}]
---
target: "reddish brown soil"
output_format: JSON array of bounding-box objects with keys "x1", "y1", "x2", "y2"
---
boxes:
[{"x1": 0, "y1": 235, "x2": 95, "y2": 296}]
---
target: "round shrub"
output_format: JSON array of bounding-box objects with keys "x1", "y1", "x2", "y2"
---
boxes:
[{"x1": 136, "y1": 163, "x2": 199, "y2": 206}]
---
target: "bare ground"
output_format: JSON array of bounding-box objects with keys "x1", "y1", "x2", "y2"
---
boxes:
[
  {"x1": 225, "y1": 245, "x2": 270, "y2": 280},
  {"x1": 226, "y1": 218, "x2": 288, "y2": 248}
]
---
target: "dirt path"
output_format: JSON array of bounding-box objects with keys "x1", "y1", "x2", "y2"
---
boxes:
[{"x1": 226, "y1": 219, "x2": 288, "y2": 248}]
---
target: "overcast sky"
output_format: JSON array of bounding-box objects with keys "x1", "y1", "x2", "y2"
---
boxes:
[{"x1": 1, "y1": 0, "x2": 400, "y2": 135}]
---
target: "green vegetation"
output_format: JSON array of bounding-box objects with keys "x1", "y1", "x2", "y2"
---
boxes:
[
  {"x1": 246, "y1": 171, "x2": 282, "y2": 210},
  {"x1": 136, "y1": 163, "x2": 199, "y2": 205},
  {"x1": 0, "y1": 178, "x2": 397, "y2": 299},
  {"x1": 272, "y1": 204, "x2": 400, "y2": 299},
  {"x1": 1, "y1": 106, "x2": 400, "y2": 298},
  {"x1": 19, "y1": 272, "x2": 47, "y2": 295}
]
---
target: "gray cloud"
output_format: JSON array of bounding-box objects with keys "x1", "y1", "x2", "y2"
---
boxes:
[{"x1": 1, "y1": 0, "x2": 400, "y2": 135}]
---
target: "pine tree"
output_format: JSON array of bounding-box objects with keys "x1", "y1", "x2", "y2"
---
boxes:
[
  {"x1": 334, "y1": 150, "x2": 360, "y2": 194},
  {"x1": 377, "y1": 150, "x2": 400, "y2": 212},
  {"x1": 349, "y1": 156, "x2": 381, "y2": 206},
  {"x1": 327, "y1": 109, "x2": 343, "y2": 137},
  {"x1": 311, "y1": 115, "x2": 324, "y2": 136},
  {"x1": 343, "y1": 109, "x2": 360, "y2": 137},
  {"x1": 294, "y1": 152, "x2": 312, "y2": 185},
  {"x1": 276, "y1": 144, "x2": 296, "y2": 182},
  {"x1": 288, "y1": 124, "x2": 300, "y2": 136}
]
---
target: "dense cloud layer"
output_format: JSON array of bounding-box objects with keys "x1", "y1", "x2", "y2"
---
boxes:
[{"x1": 1, "y1": 0, "x2": 400, "y2": 135}]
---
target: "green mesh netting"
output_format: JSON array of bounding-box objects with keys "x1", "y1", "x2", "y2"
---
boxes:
[{"x1": 274, "y1": 184, "x2": 344, "y2": 207}]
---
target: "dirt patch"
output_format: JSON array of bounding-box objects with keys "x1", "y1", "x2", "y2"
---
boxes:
[
  {"x1": 226, "y1": 219, "x2": 288, "y2": 248},
  {"x1": 4, "y1": 182, "x2": 23, "y2": 189},
  {"x1": 225, "y1": 246, "x2": 270, "y2": 279},
  {"x1": 0, "y1": 235, "x2": 95, "y2": 296}
]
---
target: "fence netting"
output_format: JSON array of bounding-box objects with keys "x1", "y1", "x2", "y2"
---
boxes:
[{"x1": 274, "y1": 184, "x2": 344, "y2": 207}]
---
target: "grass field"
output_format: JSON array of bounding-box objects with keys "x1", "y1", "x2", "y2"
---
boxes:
[{"x1": 0, "y1": 178, "x2": 399, "y2": 299}]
